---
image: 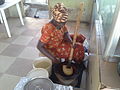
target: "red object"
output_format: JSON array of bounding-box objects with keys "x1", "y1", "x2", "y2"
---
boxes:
[{"x1": 40, "y1": 23, "x2": 85, "y2": 62}]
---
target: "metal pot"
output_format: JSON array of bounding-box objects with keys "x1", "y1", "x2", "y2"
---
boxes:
[
  {"x1": 24, "y1": 78, "x2": 54, "y2": 90},
  {"x1": 0, "y1": 0, "x2": 5, "y2": 5}
]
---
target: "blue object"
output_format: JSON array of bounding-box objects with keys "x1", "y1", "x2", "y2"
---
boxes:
[{"x1": 0, "y1": 0, "x2": 5, "y2": 5}]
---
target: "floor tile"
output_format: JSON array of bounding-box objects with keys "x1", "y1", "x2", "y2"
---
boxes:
[
  {"x1": 6, "y1": 58, "x2": 33, "y2": 77},
  {"x1": 35, "y1": 31, "x2": 41, "y2": 38},
  {"x1": 0, "y1": 74, "x2": 20, "y2": 90},
  {"x1": 28, "y1": 37, "x2": 39, "y2": 47},
  {"x1": 18, "y1": 47, "x2": 39, "y2": 60},
  {"x1": 0, "y1": 73, "x2": 3, "y2": 77},
  {"x1": 12, "y1": 36, "x2": 33, "y2": 46},
  {"x1": 0, "y1": 17, "x2": 91, "y2": 89},
  {"x1": 0, "y1": 55, "x2": 16, "y2": 73},
  {"x1": 0, "y1": 24, "x2": 6, "y2": 33},
  {"x1": 0, "y1": 42, "x2": 9, "y2": 53},
  {"x1": 0, "y1": 35, "x2": 18, "y2": 43},
  {"x1": 1, "y1": 44, "x2": 25, "y2": 57},
  {"x1": 22, "y1": 29, "x2": 39, "y2": 36},
  {"x1": 12, "y1": 28, "x2": 25, "y2": 35}
]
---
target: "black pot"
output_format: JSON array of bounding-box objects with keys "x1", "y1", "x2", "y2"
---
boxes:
[{"x1": 0, "y1": 0, "x2": 5, "y2": 5}]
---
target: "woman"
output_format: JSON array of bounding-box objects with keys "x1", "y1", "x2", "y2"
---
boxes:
[{"x1": 37, "y1": 3, "x2": 86, "y2": 64}]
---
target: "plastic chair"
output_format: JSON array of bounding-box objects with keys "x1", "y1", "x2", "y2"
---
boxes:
[{"x1": 0, "y1": 0, "x2": 24, "y2": 37}]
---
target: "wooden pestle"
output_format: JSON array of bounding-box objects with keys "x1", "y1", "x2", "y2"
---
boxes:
[{"x1": 63, "y1": 3, "x2": 84, "y2": 76}]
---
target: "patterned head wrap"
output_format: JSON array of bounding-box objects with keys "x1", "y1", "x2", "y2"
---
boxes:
[{"x1": 52, "y1": 3, "x2": 68, "y2": 23}]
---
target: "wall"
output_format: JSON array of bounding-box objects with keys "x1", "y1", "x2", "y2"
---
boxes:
[
  {"x1": 8, "y1": 1, "x2": 24, "y2": 17},
  {"x1": 48, "y1": 0, "x2": 94, "y2": 23}
]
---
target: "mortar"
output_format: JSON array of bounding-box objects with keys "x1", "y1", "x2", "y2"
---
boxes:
[{"x1": 53, "y1": 61, "x2": 80, "y2": 86}]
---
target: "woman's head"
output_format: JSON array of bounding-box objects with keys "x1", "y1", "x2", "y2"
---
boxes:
[{"x1": 52, "y1": 3, "x2": 68, "y2": 23}]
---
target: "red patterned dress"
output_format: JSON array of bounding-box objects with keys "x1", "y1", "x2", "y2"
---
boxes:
[{"x1": 40, "y1": 23, "x2": 85, "y2": 62}]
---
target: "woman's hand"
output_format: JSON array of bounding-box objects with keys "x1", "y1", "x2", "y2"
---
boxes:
[{"x1": 52, "y1": 58, "x2": 61, "y2": 64}]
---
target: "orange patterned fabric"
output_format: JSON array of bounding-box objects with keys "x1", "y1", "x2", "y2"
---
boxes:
[{"x1": 40, "y1": 23, "x2": 85, "y2": 62}]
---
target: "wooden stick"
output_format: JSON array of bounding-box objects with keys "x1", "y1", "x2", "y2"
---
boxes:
[
  {"x1": 62, "y1": 3, "x2": 84, "y2": 76},
  {"x1": 69, "y1": 3, "x2": 84, "y2": 61}
]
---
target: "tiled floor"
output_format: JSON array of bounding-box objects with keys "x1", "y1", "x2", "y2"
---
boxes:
[{"x1": 0, "y1": 17, "x2": 90, "y2": 90}]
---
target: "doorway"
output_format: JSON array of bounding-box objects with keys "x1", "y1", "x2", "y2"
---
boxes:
[{"x1": 24, "y1": 0, "x2": 49, "y2": 19}]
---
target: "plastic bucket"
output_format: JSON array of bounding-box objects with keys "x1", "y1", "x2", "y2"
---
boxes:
[
  {"x1": 26, "y1": 68, "x2": 49, "y2": 79},
  {"x1": 33, "y1": 57, "x2": 52, "y2": 76}
]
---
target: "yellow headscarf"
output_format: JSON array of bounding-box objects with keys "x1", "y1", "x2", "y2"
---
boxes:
[{"x1": 52, "y1": 3, "x2": 68, "y2": 23}]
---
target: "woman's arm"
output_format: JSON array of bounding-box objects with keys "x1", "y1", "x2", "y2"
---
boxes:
[
  {"x1": 64, "y1": 32, "x2": 73, "y2": 44},
  {"x1": 37, "y1": 41, "x2": 59, "y2": 63}
]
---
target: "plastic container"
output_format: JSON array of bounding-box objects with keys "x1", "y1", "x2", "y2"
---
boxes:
[
  {"x1": 26, "y1": 68, "x2": 49, "y2": 79},
  {"x1": 33, "y1": 57, "x2": 52, "y2": 76}
]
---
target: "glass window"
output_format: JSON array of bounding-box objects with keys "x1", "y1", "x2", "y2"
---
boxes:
[{"x1": 99, "y1": 0, "x2": 118, "y2": 44}]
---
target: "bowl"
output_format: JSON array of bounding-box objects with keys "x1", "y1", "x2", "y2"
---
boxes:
[
  {"x1": 26, "y1": 68, "x2": 49, "y2": 79},
  {"x1": 33, "y1": 57, "x2": 52, "y2": 76}
]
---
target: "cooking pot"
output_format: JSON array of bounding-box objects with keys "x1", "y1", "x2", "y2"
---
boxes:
[
  {"x1": 24, "y1": 78, "x2": 54, "y2": 90},
  {"x1": 0, "y1": 0, "x2": 5, "y2": 5}
]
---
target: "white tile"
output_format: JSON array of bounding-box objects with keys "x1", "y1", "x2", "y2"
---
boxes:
[
  {"x1": 12, "y1": 36, "x2": 33, "y2": 45},
  {"x1": 0, "y1": 42, "x2": 9, "y2": 53},
  {"x1": 0, "y1": 55, "x2": 16, "y2": 73},
  {"x1": 18, "y1": 47, "x2": 39, "y2": 60},
  {"x1": 0, "y1": 74, "x2": 20, "y2": 90}
]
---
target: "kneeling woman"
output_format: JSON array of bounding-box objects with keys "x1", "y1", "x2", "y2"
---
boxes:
[{"x1": 37, "y1": 3, "x2": 86, "y2": 64}]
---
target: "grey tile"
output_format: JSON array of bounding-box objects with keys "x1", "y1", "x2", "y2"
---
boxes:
[
  {"x1": 28, "y1": 37, "x2": 39, "y2": 47},
  {"x1": 0, "y1": 73, "x2": 3, "y2": 77},
  {"x1": 12, "y1": 36, "x2": 33, "y2": 46},
  {"x1": 0, "y1": 55, "x2": 16, "y2": 73},
  {"x1": 18, "y1": 47, "x2": 39, "y2": 60},
  {"x1": 0, "y1": 33, "x2": 6, "y2": 39},
  {"x1": 0, "y1": 74, "x2": 20, "y2": 90},
  {"x1": 0, "y1": 35, "x2": 18, "y2": 44},
  {"x1": 22, "y1": 29, "x2": 39, "y2": 36},
  {"x1": 12, "y1": 28, "x2": 25, "y2": 35},
  {"x1": 6, "y1": 58, "x2": 33, "y2": 77},
  {"x1": 0, "y1": 24, "x2": 6, "y2": 33},
  {"x1": 35, "y1": 31, "x2": 41, "y2": 38},
  {"x1": 0, "y1": 42, "x2": 9, "y2": 53},
  {"x1": 1, "y1": 44, "x2": 25, "y2": 57}
]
